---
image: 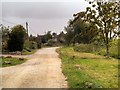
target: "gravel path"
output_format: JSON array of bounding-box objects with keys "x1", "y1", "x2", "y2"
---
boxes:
[{"x1": 0, "y1": 47, "x2": 67, "y2": 88}]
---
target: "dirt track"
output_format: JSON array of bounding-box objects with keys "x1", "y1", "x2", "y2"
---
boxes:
[{"x1": 0, "y1": 47, "x2": 67, "y2": 88}]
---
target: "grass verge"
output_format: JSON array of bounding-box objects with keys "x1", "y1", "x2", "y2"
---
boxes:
[
  {"x1": 57, "y1": 47, "x2": 118, "y2": 88},
  {"x1": 0, "y1": 57, "x2": 26, "y2": 67}
]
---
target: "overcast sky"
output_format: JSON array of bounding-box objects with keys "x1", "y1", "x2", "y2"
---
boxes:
[{"x1": 1, "y1": 0, "x2": 90, "y2": 36}]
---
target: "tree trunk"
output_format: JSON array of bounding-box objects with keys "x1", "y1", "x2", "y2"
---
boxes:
[
  {"x1": 105, "y1": 23, "x2": 109, "y2": 58},
  {"x1": 110, "y1": 29, "x2": 112, "y2": 39},
  {"x1": 105, "y1": 31, "x2": 110, "y2": 58}
]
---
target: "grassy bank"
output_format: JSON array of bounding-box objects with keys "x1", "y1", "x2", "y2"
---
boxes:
[
  {"x1": 57, "y1": 47, "x2": 118, "y2": 88},
  {"x1": 2, "y1": 49, "x2": 38, "y2": 55},
  {"x1": 0, "y1": 57, "x2": 26, "y2": 67},
  {"x1": 74, "y1": 39, "x2": 119, "y2": 59}
]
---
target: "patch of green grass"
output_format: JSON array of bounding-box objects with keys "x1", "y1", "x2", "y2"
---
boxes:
[
  {"x1": 57, "y1": 47, "x2": 118, "y2": 88},
  {"x1": 74, "y1": 39, "x2": 119, "y2": 59},
  {"x1": 0, "y1": 57, "x2": 26, "y2": 67}
]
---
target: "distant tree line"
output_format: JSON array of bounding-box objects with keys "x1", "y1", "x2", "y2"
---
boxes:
[{"x1": 1, "y1": 24, "x2": 65, "y2": 53}]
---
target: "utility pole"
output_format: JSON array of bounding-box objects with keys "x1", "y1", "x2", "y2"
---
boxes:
[
  {"x1": 26, "y1": 22, "x2": 28, "y2": 35},
  {"x1": 26, "y1": 22, "x2": 29, "y2": 41}
]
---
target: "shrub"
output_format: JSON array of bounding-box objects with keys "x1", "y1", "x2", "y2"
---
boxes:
[
  {"x1": 7, "y1": 25, "x2": 26, "y2": 52},
  {"x1": 29, "y1": 41, "x2": 37, "y2": 49},
  {"x1": 74, "y1": 39, "x2": 119, "y2": 59},
  {"x1": 109, "y1": 40, "x2": 118, "y2": 58},
  {"x1": 47, "y1": 39, "x2": 56, "y2": 46},
  {"x1": 24, "y1": 41, "x2": 37, "y2": 50},
  {"x1": 74, "y1": 44, "x2": 99, "y2": 53}
]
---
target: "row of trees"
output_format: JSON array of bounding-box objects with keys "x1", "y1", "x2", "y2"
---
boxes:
[
  {"x1": 64, "y1": 0, "x2": 120, "y2": 57},
  {"x1": 1, "y1": 24, "x2": 66, "y2": 53},
  {"x1": 29, "y1": 31, "x2": 65, "y2": 46}
]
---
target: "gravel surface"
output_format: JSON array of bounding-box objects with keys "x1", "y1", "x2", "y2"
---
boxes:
[{"x1": 0, "y1": 47, "x2": 68, "y2": 88}]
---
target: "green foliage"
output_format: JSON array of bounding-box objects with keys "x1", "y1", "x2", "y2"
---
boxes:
[
  {"x1": 7, "y1": 25, "x2": 26, "y2": 52},
  {"x1": 85, "y1": 0, "x2": 119, "y2": 56},
  {"x1": 36, "y1": 36, "x2": 42, "y2": 49},
  {"x1": 47, "y1": 39, "x2": 56, "y2": 46},
  {"x1": 23, "y1": 41, "x2": 30, "y2": 50},
  {"x1": 64, "y1": 0, "x2": 119, "y2": 57},
  {"x1": 29, "y1": 34, "x2": 37, "y2": 41},
  {"x1": 22, "y1": 40, "x2": 38, "y2": 55},
  {"x1": 57, "y1": 31, "x2": 65, "y2": 44},
  {"x1": 73, "y1": 18, "x2": 98, "y2": 44},
  {"x1": 57, "y1": 47, "x2": 118, "y2": 88},
  {"x1": 45, "y1": 31, "x2": 52, "y2": 42},
  {"x1": 64, "y1": 16, "x2": 99, "y2": 45},
  {"x1": 29, "y1": 41, "x2": 38, "y2": 49},
  {"x1": 38, "y1": 31, "x2": 53, "y2": 44},
  {"x1": 118, "y1": 39, "x2": 120, "y2": 59},
  {"x1": 2, "y1": 26, "x2": 9, "y2": 42},
  {"x1": 109, "y1": 40, "x2": 118, "y2": 58},
  {"x1": 1, "y1": 25, "x2": 9, "y2": 52},
  {"x1": 64, "y1": 26, "x2": 74, "y2": 45},
  {"x1": 74, "y1": 40, "x2": 119, "y2": 59},
  {"x1": 29, "y1": 34, "x2": 42, "y2": 49},
  {"x1": 74, "y1": 44, "x2": 100, "y2": 53}
]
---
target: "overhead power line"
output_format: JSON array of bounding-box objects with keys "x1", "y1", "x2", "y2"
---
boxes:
[
  {"x1": 0, "y1": 18, "x2": 25, "y2": 25},
  {"x1": 1, "y1": 19, "x2": 37, "y2": 35},
  {"x1": 0, "y1": 18, "x2": 17, "y2": 24},
  {"x1": 29, "y1": 26, "x2": 36, "y2": 35}
]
